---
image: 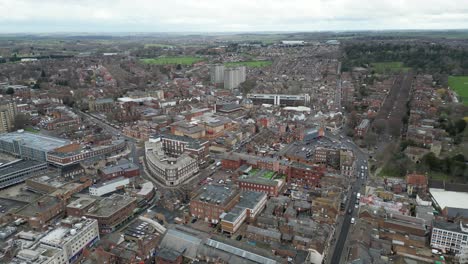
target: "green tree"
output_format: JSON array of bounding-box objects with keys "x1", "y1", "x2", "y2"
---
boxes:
[{"x1": 5, "y1": 87, "x2": 14, "y2": 95}]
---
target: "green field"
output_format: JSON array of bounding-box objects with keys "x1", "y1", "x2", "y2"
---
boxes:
[
  {"x1": 448, "y1": 76, "x2": 468, "y2": 105},
  {"x1": 225, "y1": 60, "x2": 272, "y2": 68},
  {"x1": 371, "y1": 62, "x2": 411, "y2": 74},
  {"x1": 140, "y1": 56, "x2": 204, "y2": 65}
]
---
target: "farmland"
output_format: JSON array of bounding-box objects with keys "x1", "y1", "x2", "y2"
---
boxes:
[
  {"x1": 140, "y1": 56, "x2": 204, "y2": 65},
  {"x1": 225, "y1": 60, "x2": 272, "y2": 68},
  {"x1": 448, "y1": 76, "x2": 468, "y2": 105}
]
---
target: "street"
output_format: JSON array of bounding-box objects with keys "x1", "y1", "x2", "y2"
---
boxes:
[{"x1": 326, "y1": 131, "x2": 369, "y2": 264}]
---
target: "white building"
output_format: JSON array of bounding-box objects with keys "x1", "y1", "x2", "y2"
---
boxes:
[
  {"x1": 89, "y1": 177, "x2": 130, "y2": 196},
  {"x1": 210, "y1": 64, "x2": 225, "y2": 84},
  {"x1": 27, "y1": 217, "x2": 100, "y2": 264},
  {"x1": 224, "y1": 67, "x2": 246, "y2": 90},
  {"x1": 431, "y1": 220, "x2": 468, "y2": 254},
  {"x1": 145, "y1": 140, "x2": 199, "y2": 186}
]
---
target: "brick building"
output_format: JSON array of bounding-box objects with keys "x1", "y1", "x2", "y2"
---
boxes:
[
  {"x1": 190, "y1": 185, "x2": 240, "y2": 224},
  {"x1": 287, "y1": 162, "x2": 325, "y2": 187},
  {"x1": 81, "y1": 194, "x2": 137, "y2": 234}
]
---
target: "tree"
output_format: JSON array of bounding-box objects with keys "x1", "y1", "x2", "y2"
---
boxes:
[
  {"x1": 364, "y1": 132, "x2": 377, "y2": 148},
  {"x1": 5, "y1": 87, "x2": 14, "y2": 95},
  {"x1": 239, "y1": 78, "x2": 257, "y2": 95},
  {"x1": 373, "y1": 119, "x2": 387, "y2": 134},
  {"x1": 14, "y1": 113, "x2": 30, "y2": 130},
  {"x1": 62, "y1": 96, "x2": 75, "y2": 107}
]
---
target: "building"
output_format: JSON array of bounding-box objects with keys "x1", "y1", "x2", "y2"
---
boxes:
[
  {"x1": 47, "y1": 140, "x2": 126, "y2": 167},
  {"x1": 84, "y1": 194, "x2": 137, "y2": 234},
  {"x1": 0, "y1": 160, "x2": 48, "y2": 189},
  {"x1": 99, "y1": 159, "x2": 140, "y2": 180},
  {"x1": 39, "y1": 217, "x2": 100, "y2": 263},
  {"x1": 210, "y1": 64, "x2": 225, "y2": 84},
  {"x1": 0, "y1": 131, "x2": 71, "y2": 162},
  {"x1": 25, "y1": 171, "x2": 92, "y2": 200},
  {"x1": 158, "y1": 134, "x2": 209, "y2": 164},
  {"x1": 302, "y1": 127, "x2": 325, "y2": 142},
  {"x1": 237, "y1": 168, "x2": 285, "y2": 196},
  {"x1": 145, "y1": 138, "x2": 200, "y2": 186},
  {"x1": 355, "y1": 119, "x2": 370, "y2": 137},
  {"x1": 220, "y1": 191, "x2": 267, "y2": 234},
  {"x1": 406, "y1": 173, "x2": 428, "y2": 196},
  {"x1": 88, "y1": 98, "x2": 114, "y2": 113},
  {"x1": 224, "y1": 67, "x2": 246, "y2": 90},
  {"x1": 89, "y1": 177, "x2": 130, "y2": 196},
  {"x1": 66, "y1": 196, "x2": 97, "y2": 217},
  {"x1": 14, "y1": 195, "x2": 66, "y2": 230},
  {"x1": 287, "y1": 162, "x2": 325, "y2": 187},
  {"x1": 431, "y1": 220, "x2": 468, "y2": 254},
  {"x1": 190, "y1": 185, "x2": 240, "y2": 224},
  {"x1": 245, "y1": 225, "x2": 281, "y2": 243},
  {"x1": 0, "y1": 100, "x2": 17, "y2": 133},
  {"x1": 247, "y1": 93, "x2": 311, "y2": 106}
]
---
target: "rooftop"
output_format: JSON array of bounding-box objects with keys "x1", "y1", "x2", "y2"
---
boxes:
[
  {"x1": 430, "y1": 188, "x2": 468, "y2": 210},
  {"x1": 86, "y1": 194, "x2": 136, "y2": 218},
  {"x1": 195, "y1": 185, "x2": 238, "y2": 206},
  {"x1": 0, "y1": 160, "x2": 47, "y2": 176},
  {"x1": 433, "y1": 220, "x2": 468, "y2": 234},
  {"x1": 101, "y1": 159, "x2": 139, "y2": 175},
  {"x1": 67, "y1": 196, "x2": 97, "y2": 209},
  {"x1": 0, "y1": 131, "x2": 70, "y2": 152},
  {"x1": 158, "y1": 133, "x2": 208, "y2": 149},
  {"x1": 15, "y1": 195, "x2": 62, "y2": 217},
  {"x1": 40, "y1": 217, "x2": 97, "y2": 246}
]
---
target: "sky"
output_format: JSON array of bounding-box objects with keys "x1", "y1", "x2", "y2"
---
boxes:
[{"x1": 0, "y1": 0, "x2": 468, "y2": 33}]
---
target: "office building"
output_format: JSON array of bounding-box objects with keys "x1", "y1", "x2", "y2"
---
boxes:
[
  {"x1": 247, "y1": 93, "x2": 311, "y2": 106},
  {"x1": 0, "y1": 131, "x2": 71, "y2": 162},
  {"x1": 158, "y1": 134, "x2": 209, "y2": 164},
  {"x1": 0, "y1": 160, "x2": 48, "y2": 189},
  {"x1": 145, "y1": 139, "x2": 199, "y2": 186},
  {"x1": 431, "y1": 220, "x2": 468, "y2": 254},
  {"x1": 38, "y1": 217, "x2": 100, "y2": 263},
  {"x1": 210, "y1": 64, "x2": 225, "y2": 84}
]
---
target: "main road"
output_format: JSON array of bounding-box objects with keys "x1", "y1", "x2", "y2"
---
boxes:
[{"x1": 326, "y1": 131, "x2": 369, "y2": 264}]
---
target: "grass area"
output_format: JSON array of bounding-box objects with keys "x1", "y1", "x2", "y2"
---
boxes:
[
  {"x1": 140, "y1": 56, "x2": 204, "y2": 65},
  {"x1": 249, "y1": 168, "x2": 260, "y2": 176},
  {"x1": 448, "y1": 76, "x2": 468, "y2": 105},
  {"x1": 24, "y1": 127, "x2": 39, "y2": 133},
  {"x1": 377, "y1": 165, "x2": 401, "y2": 178},
  {"x1": 261, "y1": 171, "x2": 275, "y2": 179},
  {"x1": 371, "y1": 61, "x2": 411, "y2": 74},
  {"x1": 225, "y1": 60, "x2": 272, "y2": 68}
]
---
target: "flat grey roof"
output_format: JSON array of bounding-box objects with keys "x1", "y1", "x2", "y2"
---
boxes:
[
  {"x1": 0, "y1": 160, "x2": 47, "y2": 176},
  {"x1": 101, "y1": 159, "x2": 139, "y2": 174},
  {"x1": 0, "y1": 131, "x2": 70, "y2": 152},
  {"x1": 86, "y1": 194, "x2": 136, "y2": 217},
  {"x1": 196, "y1": 185, "x2": 238, "y2": 206}
]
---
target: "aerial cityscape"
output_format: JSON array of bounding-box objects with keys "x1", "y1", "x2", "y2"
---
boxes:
[{"x1": 0, "y1": 1, "x2": 467, "y2": 264}]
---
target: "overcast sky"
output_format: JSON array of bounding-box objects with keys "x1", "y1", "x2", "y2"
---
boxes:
[{"x1": 1, "y1": 0, "x2": 467, "y2": 33}]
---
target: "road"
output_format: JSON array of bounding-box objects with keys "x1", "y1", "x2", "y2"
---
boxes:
[{"x1": 326, "y1": 131, "x2": 369, "y2": 264}]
